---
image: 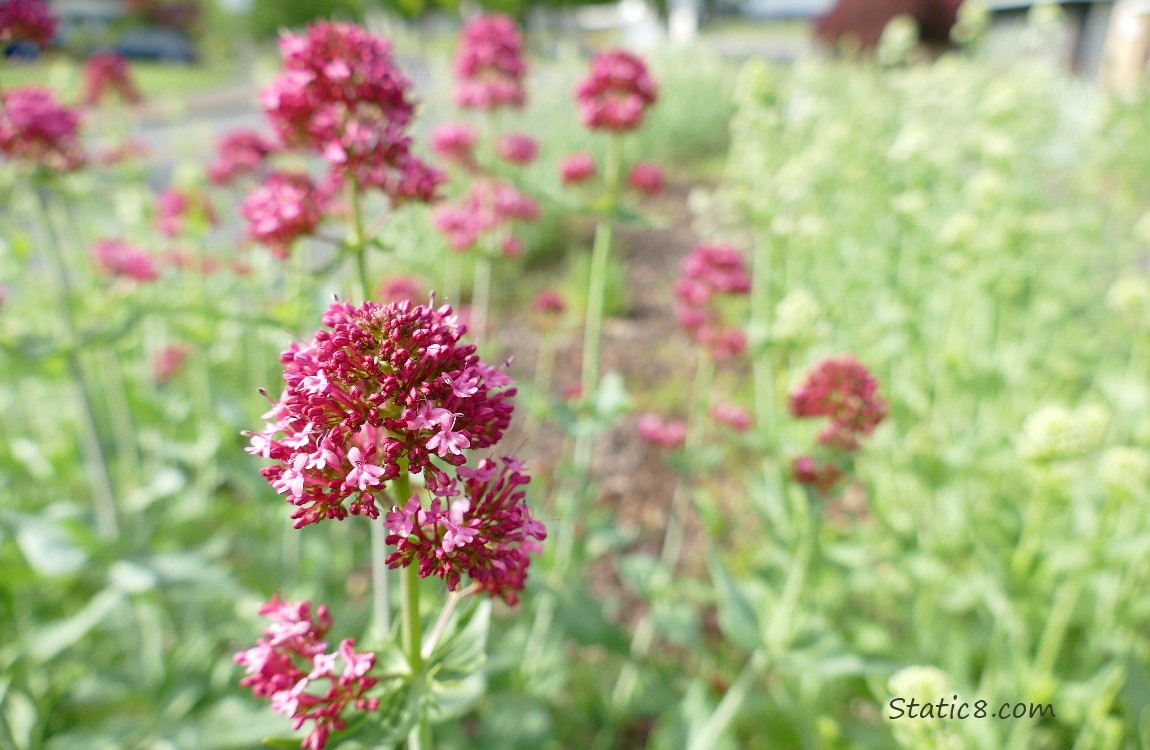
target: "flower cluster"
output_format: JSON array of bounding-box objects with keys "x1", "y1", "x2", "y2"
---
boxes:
[
  {"x1": 0, "y1": 0, "x2": 56, "y2": 49},
  {"x1": 384, "y1": 455, "x2": 546, "y2": 605},
  {"x1": 374, "y1": 274, "x2": 424, "y2": 304},
  {"x1": 81, "y1": 52, "x2": 142, "y2": 106},
  {"x1": 433, "y1": 179, "x2": 540, "y2": 257},
  {"x1": 1018, "y1": 403, "x2": 1108, "y2": 462},
  {"x1": 0, "y1": 86, "x2": 85, "y2": 172},
  {"x1": 495, "y1": 132, "x2": 538, "y2": 165},
  {"x1": 637, "y1": 413, "x2": 687, "y2": 449},
  {"x1": 789, "y1": 356, "x2": 886, "y2": 496},
  {"x1": 429, "y1": 122, "x2": 478, "y2": 171},
  {"x1": 575, "y1": 50, "x2": 658, "y2": 133},
  {"x1": 710, "y1": 403, "x2": 752, "y2": 432},
  {"x1": 155, "y1": 187, "x2": 216, "y2": 237},
  {"x1": 91, "y1": 238, "x2": 158, "y2": 281},
  {"x1": 674, "y1": 244, "x2": 751, "y2": 359},
  {"x1": 247, "y1": 298, "x2": 516, "y2": 528},
  {"x1": 627, "y1": 161, "x2": 664, "y2": 197},
  {"x1": 241, "y1": 171, "x2": 329, "y2": 256},
  {"x1": 559, "y1": 152, "x2": 595, "y2": 185},
  {"x1": 207, "y1": 129, "x2": 276, "y2": 185},
  {"x1": 453, "y1": 14, "x2": 527, "y2": 111},
  {"x1": 234, "y1": 596, "x2": 379, "y2": 750},
  {"x1": 259, "y1": 22, "x2": 442, "y2": 203}
]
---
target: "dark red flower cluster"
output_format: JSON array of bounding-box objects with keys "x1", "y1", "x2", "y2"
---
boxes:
[
  {"x1": 788, "y1": 355, "x2": 887, "y2": 451},
  {"x1": 81, "y1": 52, "x2": 142, "y2": 106},
  {"x1": 247, "y1": 298, "x2": 517, "y2": 528},
  {"x1": 259, "y1": 22, "x2": 442, "y2": 203},
  {"x1": 384, "y1": 455, "x2": 545, "y2": 605},
  {"x1": 627, "y1": 161, "x2": 664, "y2": 196},
  {"x1": 432, "y1": 179, "x2": 540, "y2": 257},
  {"x1": 234, "y1": 596, "x2": 379, "y2": 750},
  {"x1": 0, "y1": 86, "x2": 85, "y2": 172},
  {"x1": 790, "y1": 455, "x2": 844, "y2": 495},
  {"x1": 240, "y1": 171, "x2": 329, "y2": 256},
  {"x1": 674, "y1": 244, "x2": 751, "y2": 360},
  {"x1": 575, "y1": 50, "x2": 658, "y2": 133},
  {"x1": 0, "y1": 0, "x2": 56, "y2": 49},
  {"x1": 91, "y1": 238, "x2": 157, "y2": 281},
  {"x1": 453, "y1": 14, "x2": 527, "y2": 111},
  {"x1": 207, "y1": 129, "x2": 276, "y2": 185}
]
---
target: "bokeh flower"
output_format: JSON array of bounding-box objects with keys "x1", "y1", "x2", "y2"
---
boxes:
[
  {"x1": 432, "y1": 179, "x2": 539, "y2": 254},
  {"x1": 575, "y1": 50, "x2": 658, "y2": 133},
  {"x1": 0, "y1": 0, "x2": 56, "y2": 49},
  {"x1": 0, "y1": 86, "x2": 85, "y2": 172},
  {"x1": 91, "y1": 238, "x2": 158, "y2": 282},
  {"x1": 496, "y1": 132, "x2": 538, "y2": 165},
  {"x1": 429, "y1": 121, "x2": 478, "y2": 170},
  {"x1": 637, "y1": 413, "x2": 687, "y2": 448},
  {"x1": 674, "y1": 244, "x2": 751, "y2": 359},
  {"x1": 81, "y1": 52, "x2": 142, "y2": 106},
  {"x1": 207, "y1": 129, "x2": 276, "y2": 185},
  {"x1": 559, "y1": 152, "x2": 595, "y2": 185},
  {"x1": 789, "y1": 355, "x2": 887, "y2": 451},
  {"x1": 234, "y1": 596, "x2": 379, "y2": 750},
  {"x1": 627, "y1": 161, "x2": 664, "y2": 196},
  {"x1": 155, "y1": 187, "x2": 216, "y2": 237},
  {"x1": 241, "y1": 171, "x2": 328, "y2": 256},
  {"x1": 453, "y1": 14, "x2": 527, "y2": 111}
]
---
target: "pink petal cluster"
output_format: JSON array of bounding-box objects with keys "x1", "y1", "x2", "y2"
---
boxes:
[
  {"x1": 453, "y1": 14, "x2": 527, "y2": 111},
  {"x1": 789, "y1": 355, "x2": 886, "y2": 452},
  {"x1": 637, "y1": 413, "x2": 687, "y2": 449},
  {"x1": 710, "y1": 403, "x2": 752, "y2": 432},
  {"x1": 241, "y1": 171, "x2": 328, "y2": 256},
  {"x1": 80, "y1": 52, "x2": 142, "y2": 106},
  {"x1": 384, "y1": 455, "x2": 545, "y2": 605},
  {"x1": 531, "y1": 289, "x2": 566, "y2": 316},
  {"x1": 627, "y1": 161, "x2": 664, "y2": 196},
  {"x1": 375, "y1": 274, "x2": 424, "y2": 304},
  {"x1": 495, "y1": 132, "x2": 538, "y2": 165},
  {"x1": 674, "y1": 245, "x2": 751, "y2": 359},
  {"x1": 559, "y1": 152, "x2": 595, "y2": 185},
  {"x1": 790, "y1": 456, "x2": 844, "y2": 495},
  {"x1": 575, "y1": 50, "x2": 658, "y2": 133},
  {"x1": 0, "y1": 0, "x2": 56, "y2": 49},
  {"x1": 234, "y1": 596, "x2": 379, "y2": 750},
  {"x1": 0, "y1": 86, "x2": 85, "y2": 172},
  {"x1": 433, "y1": 179, "x2": 539, "y2": 255},
  {"x1": 154, "y1": 343, "x2": 189, "y2": 385},
  {"x1": 429, "y1": 121, "x2": 478, "y2": 170},
  {"x1": 259, "y1": 21, "x2": 442, "y2": 203},
  {"x1": 155, "y1": 187, "x2": 216, "y2": 237},
  {"x1": 208, "y1": 129, "x2": 276, "y2": 185},
  {"x1": 91, "y1": 238, "x2": 158, "y2": 281},
  {"x1": 247, "y1": 298, "x2": 516, "y2": 528}
]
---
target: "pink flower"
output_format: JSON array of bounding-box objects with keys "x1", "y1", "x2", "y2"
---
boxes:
[
  {"x1": 453, "y1": 14, "x2": 527, "y2": 111},
  {"x1": 207, "y1": 129, "x2": 276, "y2": 185},
  {"x1": 81, "y1": 52, "x2": 142, "y2": 106},
  {"x1": 91, "y1": 238, "x2": 158, "y2": 282},
  {"x1": 531, "y1": 289, "x2": 566, "y2": 316},
  {"x1": 234, "y1": 596, "x2": 379, "y2": 750},
  {"x1": 429, "y1": 121, "x2": 478, "y2": 170},
  {"x1": 247, "y1": 298, "x2": 517, "y2": 528},
  {"x1": 637, "y1": 413, "x2": 687, "y2": 449},
  {"x1": 432, "y1": 179, "x2": 538, "y2": 253},
  {"x1": 789, "y1": 355, "x2": 887, "y2": 451},
  {"x1": 674, "y1": 245, "x2": 751, "y2": 359},
  {"x1": 791, "y1": 456, "x2": 844, "y2": 495},
  {"x1": 154, "y1": 343, "x2": 189, "y2": 384},
  {"x1": 384, "y1": 455, "x2": 545, "y2": 605},
  {"x1": 495, "y1": 132, "x2": 538, "y2": 165},
  {"x1": 575, "y1": 50, "x2": 658, "y2": 133},
  {"x1": 155, "y1": 188, "x2": 216, "y2": 237},
  {"x1": 374, "y1": 274, "x2": 423, "y2": 304},
  {"x1": 627, "y1": 161, "x2": 663, "y2": 196},
  {"x1": 260, "y1": 22, "x2": 442, "y2": 203},
  {"x1": 0, "y1": 0, "x2": 56, "y2": 49},
  {"x1": 241, "y1": 171, "x2": 328, "y2": 256},
  {"x1": 710, "y1": 403, "x2": 752, "y2": 432},
  {"x1": 0, "y1": 86, "x2": 84, "y2": 172},
  {"x1": 97, "y1": 138, "x2": 149, "y2": 166},
  {"x1": 559, "y1": 152, "x2": 595, "y2": 185}
]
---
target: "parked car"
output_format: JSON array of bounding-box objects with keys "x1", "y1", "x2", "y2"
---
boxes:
[{"x1": 113, "y1": 27, "x2": 196, "y2": 62}]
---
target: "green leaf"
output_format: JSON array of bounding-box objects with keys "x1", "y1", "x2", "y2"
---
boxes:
[
  {"x1": 13, "y1": 511, "x2": 87, "y2": 577},
  {"x1": 427, "y1": 598, "x2": 490, "y2": 682},
  {"x1": 373, "y1": 677, "x2": 428, "y2": 744},
  {"x1": 1, "y1": 689, "x2": 35, "y2": 750},
  {"x1": 708, "y1": 553, "x2": 762, "y2": 652},
  {"x1": 262, "y1": 738, "x2": 303, "y2": 749},
  {"x1": 550, "y1": 580, "x2": 630, "y2": 654},
  {"x1": 27, "y1": 588, "x2": 123, "y2": 662}
]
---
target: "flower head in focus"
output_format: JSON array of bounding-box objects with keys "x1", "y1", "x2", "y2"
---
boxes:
[
  {"x1": 81, "y1": 52, "x2": 142, "y2": 106},
  {"x1": 575, "y1": 50, "x2": 658, "y2": 133},
  {"x1": 234, "y1": 596, "x2": 379, "y2": 750},
  {"x1": 384, "y1": 455, "x2": 545, "y2": 604},
  {"x1": 247, "y1": 297, "x2": 517, "y2": 528},
  {"x1": 789, "y1": 355, "x2": 887, "y2": 451},
  {"x1": 0, "y1": 0, "x2": 56, "y2": 49},
  {"x1": 453, "y1": 14, "x2": 527, "y2": 111},
  {"x1": 0, "y1": 86, "x2": 85, "y2": 172}
]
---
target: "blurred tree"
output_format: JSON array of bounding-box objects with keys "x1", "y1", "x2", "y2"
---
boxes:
[{"x1": 247, "y1": 0, "x2": 367, "y2": 37}]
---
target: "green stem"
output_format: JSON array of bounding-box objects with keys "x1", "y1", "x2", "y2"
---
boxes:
[
  {"x1": 34, "y1": 186, "x2": 119, "y2": 540},
  {"x1": 471, "y1": 252, "x2": 491, "y2": 348},
  {"x1": 750, "y1": 232, "x2": 775, "y2": 432},
  {"x1": 579, "y1": 136, "x2": 622, "y2": 401}
]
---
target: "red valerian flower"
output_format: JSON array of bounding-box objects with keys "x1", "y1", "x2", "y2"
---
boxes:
[
  {"x1": 234, "y1": 596, "x2": 379, "y2": 750},
  {"x1": 374, "y1": 274, "x2": 424, "y2": 304},
  {"x1": 0, "y1": 86, "x2": 85, "y2": 172},
  {"x1": 791, "y1": 455, "x2": 845, "y2": 495},
  {"x1": 260, "y1": 22, "x2": 443, "y2": 203},
  {"x1": 575, "y1": 50, "x2": 658, "y2": 133},
  {"x1": 207, "y1": 129, "x2": 276, "y2": 185},
  {"x1": 429, "y1": 121, "x2": 478, "y2": 170},
  {"x1": 81, "y1": 52, "x2": 143, "y2": 106},
  {"x1": 432, "y1": 178, "x2": 539, "y2": 255},
  {"x1": 627, "y1": 161, "x2": 664, "y2": 196},
  {"x1": 559, "y1": 152, "x2": 595, "y2": 185},
  {"x1": 155, "y1": 187, "x2": 217, "y2": 237},
  {"x1": 247, "y1": 297, "x2": 516, "y2": 528},
  {"x1": 91, "y1": 238, "x2": 158, "y2": 281},
  {"x1": 789, "y1": 355, "x2": 887, "y2": 451},
  {"x1": 384, "y1": 455, "x2": 545, "y2": 605},
  {"x1": 241, "y1": 170, "x2": 328, "y2": 256},
  {"x1": 0, "y1": 0, "x2": 56, "y2": 49},
  {"x1": 710, "y1": 402, "x2": 752, "y2": 432},
  {"x1": 637, "y1": 413, "x2": 688, "y2": 448},
  {"x1": 453, "y1": 14, "x2": 527, "y2": 111},
  {"x1": 495, "y1": 132, "x2": 538, "y2": 165},
  {"x1": 674, "y1": 244, "x2": 751, "y2": 360}
]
